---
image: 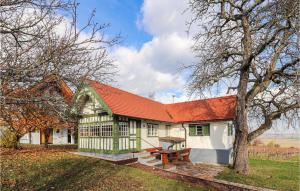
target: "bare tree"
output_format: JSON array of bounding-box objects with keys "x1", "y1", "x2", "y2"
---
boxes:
[
  {"x1": 188, "y1": 0, "x2": 299, "y2": 174},
  {"x1": 0, "y1": 0, "x2": 120, "y2": 147}
]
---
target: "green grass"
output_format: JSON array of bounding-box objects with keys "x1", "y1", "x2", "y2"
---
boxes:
[
  {"x1": 217, "y1": 157, "x2": 300, "y2": 191},
  {"x1": 0, "y1": 150, "x2": 206, "y2": 191}
]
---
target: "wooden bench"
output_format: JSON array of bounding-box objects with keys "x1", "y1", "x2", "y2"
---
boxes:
[
  {"x1": 145, "y1": 147, "x2": 162, "y2": 155},
  {"x1": 169, "y1": 148, "x2": 191, "y2": 164},
  {"x1": 178, "y1": 148, "x2": 191, "y2": 162}
]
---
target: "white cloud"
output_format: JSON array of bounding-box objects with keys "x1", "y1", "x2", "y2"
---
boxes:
[
  {"x1": 112, "y1": 44, "x2": 186, "y2": 96},
  {"x1": 139, "y1": 0, "x2": 191, "y2": 37},
  {"x1": 111, "y1": 0, "x2": 197, "y2": 102}
]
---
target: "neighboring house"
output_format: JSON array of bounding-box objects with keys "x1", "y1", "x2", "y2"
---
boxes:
[
  {"x1": 74, "y1": 79, "x2": 236, "y2": 164},
  {"x1": 1, "y1": 75, "x2": 76, "y2": 145},
  {"x1": 20, "y1": 128, "x2": 75, "y2": 145}
]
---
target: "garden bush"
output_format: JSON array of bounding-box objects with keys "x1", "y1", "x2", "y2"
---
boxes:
[{"x1": 0, "y1": 129, "x2": 19, "y2": 148}]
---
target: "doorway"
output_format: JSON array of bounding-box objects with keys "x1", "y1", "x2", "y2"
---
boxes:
[
  {"x1": 67, "y1": 129, "x2": 72, "y2": 143},
  {"x1": 40, "y1": 128, "x2": 53, "y2": 144}
]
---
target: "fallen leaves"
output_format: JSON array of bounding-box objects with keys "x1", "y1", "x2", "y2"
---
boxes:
[{"x1": 0, "y1": 148, "x2": 205, "y2": 191}]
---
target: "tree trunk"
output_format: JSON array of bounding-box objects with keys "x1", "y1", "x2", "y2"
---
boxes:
[
  {"x1": 233, "y1": 124, "x2": 249, "y2": 174},
  {"x1": 44, "y1": 128, "x2": 50, "y2": 148},
  {"x1": 233, "y1": 69, "x2": 250, "y2": 174},
  {"x1": 233, "y1": 15, "x2": 251, "y2": 174},
  {"x1": 29, "y1": 131, "x2": 32, "y2": 144},
  {"x1": 14, "y1": 135, "x2": 21, "y2": 149},
  {"x1": 233, "y1": 92, "x2": 250, "y2": 174}
]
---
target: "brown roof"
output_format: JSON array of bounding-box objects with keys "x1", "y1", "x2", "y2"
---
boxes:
[{"x1": 86, "y1": 80, "x2": 236, "y2": 123}]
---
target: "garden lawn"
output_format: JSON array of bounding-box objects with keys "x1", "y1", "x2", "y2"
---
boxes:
[
  {"x1": 217, "y1": 158, "x2": 300, "y2": 191},
  {"x1": 0, "y1": 149, "x2": 206, "y2": 191}
]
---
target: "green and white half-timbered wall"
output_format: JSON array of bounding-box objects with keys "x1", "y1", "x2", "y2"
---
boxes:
[{"x1": 74, "y1": 85, "x2": 141, "y2": 154}]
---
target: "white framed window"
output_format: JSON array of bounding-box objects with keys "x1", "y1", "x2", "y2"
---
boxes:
[
  {"x1": 119, "y1": 122, "x2": 129, "y2": 136},
  {"x1": 90, "y1": 125, "x2": 101, "y2": 137},
  {"x1": 129, "y1": 121, "x2": 137, "y2": 134},
  {"x1": 189, "y1": 124, "x2": 210, "y2": 136},
  {"x1": 79, "y1": 126, "x2": 89, "y2": 137},
  {"x1": 79, "y1": 123, "x2": 113, "y2": 137},
  {"x1": 101, "y1": 122, "x2": 113, "y2": 137},
  {"x1": 80, "y1": 125, "x2": 101, "y2": 137},
  {"x1": 166, "y1": 125, "x2": 171, "y2": 137},
  {"x1": 147, "y1": 123, "x2": 158, "y2": 137}
]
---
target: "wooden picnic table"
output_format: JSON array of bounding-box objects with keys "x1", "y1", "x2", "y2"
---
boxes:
[{"x1": 158, "y1": 150, "x2": 179, "y2": 165}]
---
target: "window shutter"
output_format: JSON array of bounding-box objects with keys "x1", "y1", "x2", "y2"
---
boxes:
[
  {"x1": 228, "y1": 123, "x2": 233, "y2": 136},
  {"x1": 189, "y1": 125, "x2": 196, "y2": 136},
  {"x1": 228, "y1": 124, "x2": 231, "y2": 136},
  {"x1": 203, "y1": 124, "x2": 210, "y2": 136}
]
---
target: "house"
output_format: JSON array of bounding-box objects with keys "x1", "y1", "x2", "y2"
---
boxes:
[
  {"x1": 73, "y1": 79, "x2": 236, "y2": 164},
  {"x1": 0, "y1": 75, "x2": 76, "y2": 145}
]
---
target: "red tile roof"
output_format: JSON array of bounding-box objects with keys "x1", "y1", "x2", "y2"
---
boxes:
[
  {"x1": 165, "y1": 96, "x2": 236, "y2": 123},
  {"x1": 87, "y1": 80, "x2": 173, "y2": 122},
  {"x1": 86, "y1": 80, "x2": 236, "y2": 123}
]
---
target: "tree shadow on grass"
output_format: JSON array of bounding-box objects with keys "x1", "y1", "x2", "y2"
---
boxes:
[{"x1": 23, "y1": 156, "x2": 123, "y2": 191}]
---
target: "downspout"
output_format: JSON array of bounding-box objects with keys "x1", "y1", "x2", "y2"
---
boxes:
[{"x1": 181, "y1": 123, "x2": 187, "y2": 148}]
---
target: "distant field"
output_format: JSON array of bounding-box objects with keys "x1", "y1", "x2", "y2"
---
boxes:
[{"x1": 259, "y1": 138, "x2": 300, "y2": 148}]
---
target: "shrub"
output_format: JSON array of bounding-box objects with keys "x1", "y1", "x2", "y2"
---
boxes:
[
  {"x1": 267, "y1": 141, "x2": 275, "y2": 147},
  {"x1": 274, "y1": 144, "x2": 280, "y2": 148},
  {"x1": 252, "y1": 139, "x2": 263, "y2": 146},
  {"x1": 0, "y1": 128, "x2": 19, "y2": 148}
]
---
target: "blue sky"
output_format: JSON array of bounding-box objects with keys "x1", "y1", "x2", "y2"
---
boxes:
[
  {"x1": 77, "y1": 0, "x2": 151, "y2": 48},
  {"x1": 75, "y1": 0, "x2": 200, "y2": 103}
]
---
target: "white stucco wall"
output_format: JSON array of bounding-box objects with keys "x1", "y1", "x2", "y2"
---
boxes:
[
  {"x1": 139, "y1": 120, "x2": 234, "y2": 150},
  {"x1": 172, "y1": 121, "x2": 234, "y2": 149},
  {"x1": 20, "y1": 132, "x2": 40, "y2": 144},
  {"x1": 53, "y1": 128, "x2": 75, "y2": 144},
  {"x1": 140, "y1": 120, "x2": 169, "y2": 149}
]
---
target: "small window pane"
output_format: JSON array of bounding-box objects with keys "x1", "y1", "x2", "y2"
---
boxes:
[
  {"x1": 147, "y1": 123, "x2": 158, "y2": 136},
  {"x1": 119, "y1": 122, "x2": 129, "y2": 136},
  {"x1": 101, "y1": 122, "x2": 113, "y2": 137},
  {"x1": 196, "y1": 126, "x2": 203, "y2": 136}
]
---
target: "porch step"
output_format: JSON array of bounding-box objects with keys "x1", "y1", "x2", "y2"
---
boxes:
[
  {"x1": 135, "y1": 151, "x2": 150, "y2": 158},
  {"x1": 145, "y1": 159, "x2": 162, "y2": 166},
  {"x1": 147, "y1": 159, "x2": 160, "y2": 164},
  {"x1": 141, "y1": 155, "x2": 155, "y2": 159},
  {"x1": 136, "y1": 150, "x2": 163, "y2": 167},
  {"x1": 138, "y1": 155, "x2": 156, "y2": 163}
]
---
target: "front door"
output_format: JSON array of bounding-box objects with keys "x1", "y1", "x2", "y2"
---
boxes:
[
  {"x1": 40, "y1": 128, "x2": 53, "y2": 144},
  {"x1": 67, "y1": 129, "x2": 72, "y2": 144},
  {"x1": 129, "y1": 120, "x2": 141, "y2": 150}
]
